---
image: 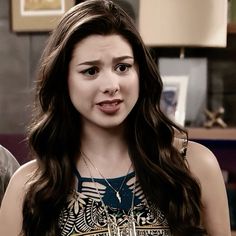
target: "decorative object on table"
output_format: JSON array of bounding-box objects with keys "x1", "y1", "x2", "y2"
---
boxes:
[
  {"x1": 204, "y1": 107, "x2": 228, "y2": 128},
  {"x1": 160, "y1": 75, "x2": 189, "y2": 126},
  {"x1": 159, "y1": 58, "x2": 207, "y2": 127},
  {"x1": 11, "y1": 0, "x2": 75, "y2": 32}
]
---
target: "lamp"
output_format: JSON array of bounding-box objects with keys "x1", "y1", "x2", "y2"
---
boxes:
[{"x1": 139, "y1": 0, "x2": 228, "y2": 47}]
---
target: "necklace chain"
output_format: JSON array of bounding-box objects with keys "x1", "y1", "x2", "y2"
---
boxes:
[
  {"x1": 81, "y1": 151, "x2": 132, "y2": 204},
  {"x1": 82, "y1": 155, "x2": 137, "y2": 236}
]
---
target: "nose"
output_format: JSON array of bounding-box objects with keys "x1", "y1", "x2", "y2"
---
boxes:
[{"x1": 100, "y1": 72, "x2": 120, "y2": 96}]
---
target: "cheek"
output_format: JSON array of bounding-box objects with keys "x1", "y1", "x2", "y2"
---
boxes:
[
  {"x1": 129, "y1": 72, "x2": 139, "y2": 96},
  {"x1": 68, "y1": 77, "x2": 77, "y2": 103},
  {"x1": 68, "y1": 76, "x2": 84, "y2": 109},
  {"x1": 124, "y1": 73, "x2": 139, "y2": 104},
  {"x1": 68, "y1": 76, "x2": 96, "y2": 112},
  {"x1": 68, "y1": 87, "x2": 87, "y2": 114}
]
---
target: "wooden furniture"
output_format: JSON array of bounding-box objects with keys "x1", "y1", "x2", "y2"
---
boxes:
[
  {"x1": 228, "y1": 23, "x2": 236, "y2": 33},
  {"x1": 188, "y1": 128, "x2": 236, "y2": 140}
]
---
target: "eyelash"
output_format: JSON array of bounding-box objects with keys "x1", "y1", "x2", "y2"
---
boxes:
[
  {"x1": 80, "y1": 63, "x2": 132, "y2": 76},
  {"x1": 81, "y1": 67, "x2": 98, "y2": 76},
  {"x1": 115, "y1": 63, "x2": 132, "y2": 73}
]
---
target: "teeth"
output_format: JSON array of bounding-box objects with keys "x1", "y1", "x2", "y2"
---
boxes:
[{"x1": 101, "y1": 102, "x2": 117, "y2": 107}]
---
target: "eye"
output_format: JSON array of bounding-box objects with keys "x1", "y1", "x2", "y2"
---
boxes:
[
  {"x1": 115, "y1": 63, "x2": 131, "y2": 73},
  {"x1": 81, "y1": 67, "x2": 99, "y2": 76}
]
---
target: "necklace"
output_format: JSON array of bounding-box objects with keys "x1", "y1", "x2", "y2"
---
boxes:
[
  {"x1": 82, "y1": 155, "x2": 137, "y2": 236},
  {"x1": 81, "y1": 151, "x2": 132, "y2": 204}
]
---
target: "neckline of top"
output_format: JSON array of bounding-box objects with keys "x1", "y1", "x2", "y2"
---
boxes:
[{"x1": 73, "y1": 165, "x2": 135, "y2": 182}]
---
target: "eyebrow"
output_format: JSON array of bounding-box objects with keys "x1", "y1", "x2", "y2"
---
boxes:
[{"x1": 76, "y1": 56, "x2": 134, "y2": 66}]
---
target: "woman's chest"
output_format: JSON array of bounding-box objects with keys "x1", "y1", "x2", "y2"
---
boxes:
[{"x1": 59, "y1": 174, "x2": 171, "y2": 236}]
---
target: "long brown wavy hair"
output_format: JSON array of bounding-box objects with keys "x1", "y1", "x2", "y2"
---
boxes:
[{"x1": 22, "y1": 0, "x2": 206, "y2": 235}]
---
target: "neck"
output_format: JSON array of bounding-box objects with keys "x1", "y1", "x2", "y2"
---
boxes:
[
  {"x1": 77, "y1": 123, "x2": 132, "y2": 178},
  {"x1": 81, "y1": 122, "x2": 127, "y2": 160}
]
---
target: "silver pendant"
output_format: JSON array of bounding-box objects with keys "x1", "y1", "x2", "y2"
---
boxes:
[{"x1": 116, "y1": 191, "x2": 121, "y2": 203}]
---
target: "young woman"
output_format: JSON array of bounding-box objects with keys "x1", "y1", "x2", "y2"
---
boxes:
[{"x1": 0, "y1": 0, "x2": 230, "y2": 235}]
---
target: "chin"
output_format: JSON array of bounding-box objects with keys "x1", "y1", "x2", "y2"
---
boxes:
[{"x1": 98, "y1": 117, "x2": 126, "y2": 129}]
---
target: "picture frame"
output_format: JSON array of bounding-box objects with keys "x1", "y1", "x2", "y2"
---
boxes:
[
  {"x1": 158, "y1": 58, "x2": 207, "y2": 126},
  {"x1": 160, "y1": 75, "x2": 189, "y2": 126},
  {"x1": 11, "y1": 0, "x2": 75, "y2": 32}
]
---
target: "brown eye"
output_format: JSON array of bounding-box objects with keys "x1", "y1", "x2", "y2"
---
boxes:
[
  {"x1": 82, "y1": 67, "x2": 98, "y2": 76},
  {"x1": 116, "y1": 63, "x2": 131, "y2": 73}
]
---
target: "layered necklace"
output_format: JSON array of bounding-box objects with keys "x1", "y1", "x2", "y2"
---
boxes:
[
  {"x1": 81, "y1": 151, "x2": 137, "y2": 236},
  {"x1": 81, "y1": 151, "x2": 132, "y2": 204}
]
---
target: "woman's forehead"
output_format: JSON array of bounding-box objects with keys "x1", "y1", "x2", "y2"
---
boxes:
[{"x1": 71, "y1": 34, "x2": 134, "y2": 60}]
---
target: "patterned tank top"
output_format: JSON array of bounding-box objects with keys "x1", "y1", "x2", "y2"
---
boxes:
[{"x1": 58, "y1": 169, "x2": 172, "y2": 236}]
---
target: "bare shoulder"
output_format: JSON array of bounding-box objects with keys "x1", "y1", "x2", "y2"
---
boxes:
[
  {"x1": 1, "y1": 160, "x2": 38, "y2": 205},
  {"x1": 185, "y1": 141, "x2": 221, "y2": 178},
  {"x1": 0, "y1": 160, "x2": 38, "y2": 235},
  {"x1": 0, "y1": 159, "x2": 38, "y2": 208},
  {"x1": 173, "y1": 138, "x2": 221, "y2": 180},
  {"x1": 174, "y1": 139, "x2": 230, "y2": 234},
  {"x1": 8, "y1": 160, "x2": 38, "y2": 188},
  {"x1": 185, "y1": 141, "x2": 231, "y2": 235}
]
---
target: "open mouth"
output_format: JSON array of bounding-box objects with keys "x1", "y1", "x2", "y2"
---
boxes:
[
  {"x1": 99, "y1": 101, "x2": 120, "y2": 107},
  {"x1": 97, "y1": 99, "x2": 122, "y2": 114},
  {"x1": 97, "y1": 99, "x2": 122, "y2": 106}
]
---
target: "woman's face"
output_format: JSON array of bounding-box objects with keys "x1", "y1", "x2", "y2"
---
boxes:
[{"x1": 68, "y1": 34, "x2": 139, "y2": 130}]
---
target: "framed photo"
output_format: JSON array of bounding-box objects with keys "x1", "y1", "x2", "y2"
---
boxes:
[
  {"x1": 159, "y1": 58, "x2": 207, "y2": 126},
  {"x1": 11, "y1": 0, "x2": 75, "y2": 32},
  {"x1": 160, "y1": 75, "x2": 189, "y2": 126}
]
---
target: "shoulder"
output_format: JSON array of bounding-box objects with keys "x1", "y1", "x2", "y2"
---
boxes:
[
  {"x1": 0, "y1": 160, "x2": 38, "y2": 235},
  {"x1": 1, "y1": 160, "x2": 38, "y2": 204},
  {"x1": 185, "y1": 141, "x2": 221, "y2": 179},
  {"x1": 6, "y1": 159, "x2": 38, "y2": 191},
  {"x1": 185, "y1": 141, "x2": 225, "y2": 208},
  {"x1": 174, "y1": 139, "x2": 221, "y2": 181},
  {"x1": 185, "y1": 141, "x2": 231, "y2": 235}
]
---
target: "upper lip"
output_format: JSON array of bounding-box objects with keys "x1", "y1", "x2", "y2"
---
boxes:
[{"x1": 96, "y1": 99, "x2": 123, "y2": 105}]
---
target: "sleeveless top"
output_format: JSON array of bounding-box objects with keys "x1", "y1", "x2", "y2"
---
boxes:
[
  {"x1": 58, "y1": 170, "x2": 171, "y2": 235},
  {"x1": 58, "y1": 139, "x2": 187, "y2": 235}
]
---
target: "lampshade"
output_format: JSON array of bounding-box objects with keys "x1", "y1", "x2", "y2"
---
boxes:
[{"x1": 138, "y1": 0, "x2": 228, "y2": 47}]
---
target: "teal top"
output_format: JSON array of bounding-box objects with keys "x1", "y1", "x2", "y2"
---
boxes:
[{"x1": 58, "y1": 168, "x2": 171, "y2": 236}]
